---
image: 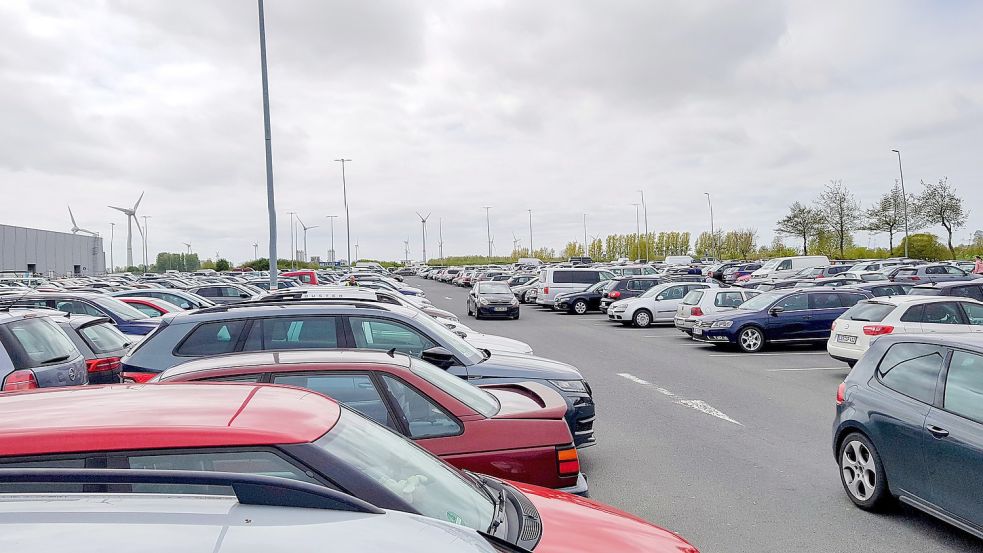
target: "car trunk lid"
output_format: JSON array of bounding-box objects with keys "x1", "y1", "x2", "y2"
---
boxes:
[{"x1": 481, "y1": 381, "x2": 568, "y2": 420}]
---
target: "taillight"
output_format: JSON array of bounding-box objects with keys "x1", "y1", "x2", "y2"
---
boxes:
[
  {"x1": 831, "y1": 321, "x2": 837, "y2": 331},
  {"x1": 609, "y1": 291, "x2": 621, "y2": 299},
  {"x1": 86, "y1": 357, "x2": 122, "y2": 374},
  {"x1": 556, "y1": 446, "x2": 580, "y2": 476},
  {"x1": 863, "y1": 325, "x2": 894, "y2": 336},
  {"x1": 836, "y1": 382, "x2": 846, "y2": 406},
  {"x1": 3, "y1": 370, "x2": 38, "y2": 392},
  {"x1": 691, "y1": 306, "x2": 704, "y2": 316},
  {"x1": 122, "y1": 371, "x2": 156, "y2": 383},
  {"x1": 909, "y1": 276, "x2": 920, "y2": 281},
  {"x1": 543, "y1": 287, "x2": 549, "y2": 294}
]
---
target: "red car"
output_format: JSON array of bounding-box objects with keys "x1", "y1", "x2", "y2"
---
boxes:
[
  {"x1": 0, "y1": 384, "x2": 699, "y2": 553},
  {"x1": 154, "y1": 349, "x2": 587, "y2": 494},
  {"x1": 280, "y1": 270, "x2": 321, "y2": 285},
  {"x1": 116, "y1": 296, "x2": 185, "y2": 317}
]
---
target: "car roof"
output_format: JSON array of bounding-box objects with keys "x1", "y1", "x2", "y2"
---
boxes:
[
  {"x1": 911, "y1": 280, "x2": 982, "y2": 289},
  {"x1": 874, "y1": 333, "x2": 983, "y2": 351},
  {"x1": 0, "y1": 384, "x2": 339, "y2": 457},
  {"x1": 860, "y1": 295, "x2": 960, "y2": 306},
  {"x1": 161, "y1": 349, "x2": 413, "y2": 380},
  {"x1": 166, "y1": 301, "x2": 414, "y2": 323}
]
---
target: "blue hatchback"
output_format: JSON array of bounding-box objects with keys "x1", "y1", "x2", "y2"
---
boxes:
[
  {"x1": 833, "y1": 335, "x2": 983, "y2": 538},
  {"x1": 5, "y1": 292, "x2": 160, "y2": 336},
  {"x1": 692, "y1": 288, "x2": 873, "y2": 352}
]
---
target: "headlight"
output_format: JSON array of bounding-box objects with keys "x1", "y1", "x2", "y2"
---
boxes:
[
  {"x1": 511, "y1": 298, "x2": 519, "y2": 306},
  {"x1": 479, "y1": 298, "x2": 490, "y2": 305},
  {"x1": 711, "y1": 320, "x2": 734, "y2": 328},
  {"x1": 549, "y1": 379, "x2": 588, "y2": 393}
]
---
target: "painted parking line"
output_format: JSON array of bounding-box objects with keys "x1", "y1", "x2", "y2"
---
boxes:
[
  {"x1": 643, "y1": 334, "x2": 687, "y2": 338},
  {"x1": 444, "y1": 297, "x2": 453, "y2": 300},
  {"x1": 616, "y1": 373, "x2": 743, "y2": 426},
  {"x1": 707, "y1": 352, "x2": 829, "y2": 357},
  {"x1": 766, "y1": 367, "x2": 845, "y2": 372}
]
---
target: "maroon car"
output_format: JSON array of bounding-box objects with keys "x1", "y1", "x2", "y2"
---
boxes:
[{"x1": 154, "y1": 349, "x2": 588, "y2": 495}]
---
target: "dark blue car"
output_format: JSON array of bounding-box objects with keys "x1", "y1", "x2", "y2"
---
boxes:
[
  {"x1": 832, "y1": 334, "x2": 983, "y2": 539},
  {"x1": 692, "y1": 288, "x2": 873, "y2": 352},
  {"x1": 4, "y1": 292, "x2": 160, "y2": 336}
]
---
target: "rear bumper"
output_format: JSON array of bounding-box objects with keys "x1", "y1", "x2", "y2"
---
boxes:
[
  {"x1": 827, "y1": 341, "x2": 863, "y2": 363},
  {"x1": 557, "y1": 472, "x2": 590, "y2": 497},
  {"x1": 674, "y1": 316, "x2": 697, "y2": 330}
]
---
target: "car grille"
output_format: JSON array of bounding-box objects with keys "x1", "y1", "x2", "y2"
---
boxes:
[{"x1": 510, "y1": 485, "x2": 543, "y2": 543}]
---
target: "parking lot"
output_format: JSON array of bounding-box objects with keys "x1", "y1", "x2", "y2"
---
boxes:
[{"x1": 410, "y1": 277, "x2": 983, "y2": 553}]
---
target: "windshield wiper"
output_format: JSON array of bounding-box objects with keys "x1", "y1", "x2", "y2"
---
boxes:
[
  {"x1": 487, "y1": 487, "x2": 507, "y2": 534},
  {"x1": 40, "y1": 355, "x2": 70, "y2": 364}
]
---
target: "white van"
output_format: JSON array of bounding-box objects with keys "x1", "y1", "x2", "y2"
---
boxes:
[
  {"x1": 750, "y1": 255, "x2": 830, "y2": 280},
  {"x1": 664, "y1": 255, "x2": 693, "y2": 266},
  {"x1": 537, "y1": 267, "x2": 616, "y2": 306}
]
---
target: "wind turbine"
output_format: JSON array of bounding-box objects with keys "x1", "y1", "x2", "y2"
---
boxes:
[
  {"x1": 108, "y1": 192, "x2": 145, "y2": 268},
  {"x1": 296, "y1": 216, "x2": 318, "y2": 263},
  {"x1": 512, "y1": 233, "x2": 521, "y2": 255},
  {"x1": 416, "y1": 212, "x2": 430, "y2": 264},
  {"x1": 183, "y1": 242, "x2": 192, "y2": 272},
  {"x1": 67, "y1": 205, "x2": 97, "y2": 236}
]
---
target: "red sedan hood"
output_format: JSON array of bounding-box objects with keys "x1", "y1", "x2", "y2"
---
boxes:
[
  {"x1": 511, "y1": 482, "x2": 700, "y2": 553},
  {"x1": 480, "y1": 381, "x2": 568, "y2": 420}
]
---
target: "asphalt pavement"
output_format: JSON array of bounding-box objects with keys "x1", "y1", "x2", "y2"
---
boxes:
[{"x1": 410, "y1": 277, "x2": 983, "y2": 553}]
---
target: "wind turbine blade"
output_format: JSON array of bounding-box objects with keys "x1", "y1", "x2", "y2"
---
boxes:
[
  {"x1": 67, "y1": 205, "x2": 78, "y2": 227},
  {"x1": 133, "y1": 215, "x2": 145, "y2": 239},
  {"x1": 307, "y1": 225, "x2": 319, "y2": 230},
  {"x1": 133, "y1": 191, "x2": 145, "y2": 212},
  {"x1": 108, "y1": 205, "x2": 129, "y2": 213}
]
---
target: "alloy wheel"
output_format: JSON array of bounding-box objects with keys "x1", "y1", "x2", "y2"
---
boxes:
[
  {"x1": 574, "y1": 300, "x2": 588, "y2": 314},
  {"x1": 634, "y1": 310, "x2": 651, "y2": 327},
  {"x1": 841, "y1": 440, "x2": 876, "y2": 502},
  {"x1": 739, "y1": 328, "x2": 762, "y2": 352}
]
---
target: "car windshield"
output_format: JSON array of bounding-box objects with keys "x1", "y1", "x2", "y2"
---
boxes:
[
  {"x1": 760, "y1": 259, "x2": 780, "y2": 270},
  {"x1": 736, "y1": 291, "x2": 783, "y2": 311},
  {"x1": 409, "y1": 311, "x2": 485, "y2": 365},
  {"x1": 841, "y1": 302, "x2": 896, "y2": 322},
  {"x1": 92, "y1": 297, "x2": 150, "y2": 320},
  {"x1": 640, "y1": 284, "x2": 671, "y2": 298},
  {"x1": 479, "y1": 282, "x2": 512, "y2": 294},
  {"x1": 315, "y1": 409, "x2": 495, "y2": 531},
  {"x1": 586, "y1": 280, "x2": 610, "y2": 293},
  {"x1": 410, "y1": 358, "x2": 499, "y2": 417}
]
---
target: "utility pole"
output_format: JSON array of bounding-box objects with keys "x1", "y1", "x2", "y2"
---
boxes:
[
  {"x1": 583, "y1": 213, "x2": 588, "y2": 256},
  {"x1": 325, "y1": 215, "x2": 338, "y2": 263},
  {"x1": 416, "y1": 212, "x2": 431, "y2": 264},
  {"x1": 631, "y1": 203, "x2": 640, "y2": 260},
  {"x1": 287, "y1": 211, "x2": 297, "y2": 269},
  {"x1": 335, "y1": 158, "x2": 352, "y2": 265},
  {"x1": 482, "y1": 206, "x2": 492, "y2": 258},
  {"x1": 257, "y1": 0, "x2": 278, "y2": 289},
  {"x1": 438, "y1": 218, "x2": 444, "y2": 260},
  {"x1": 891, "y1": 149, "x2": 911, "y2": 258},
  {"x1": 704, "y1": 193, "x2": 716, "y2": 261},
  {"x1": 639, "y1": 190, "x2": 649, "y2": 260},
  {"x1": 141, "y1": 215, "x2": 151, "y2": 271},
  {"x1": 109, "y1": 222, "x2": 115, "y2": 272},
  {"x1": 527, "y1": 209, "x2": 533, "y2": 257},
  {"x1": 354, "y1": 240, "x2": 359, "y2": 262}
]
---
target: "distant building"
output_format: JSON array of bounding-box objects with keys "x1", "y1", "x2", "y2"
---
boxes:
[
  {"x1": 309, "y1": 256, "x2": 321, "y2": 264},
  {"x1": 0, "y1": 224, "x2": 106, "y2": 276}
]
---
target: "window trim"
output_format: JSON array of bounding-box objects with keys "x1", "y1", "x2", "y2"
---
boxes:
[
  {"x1": 937, "y1": 346, "x2": 983, "y2": 423},
  {"x1": 874, "y1": 341, "x2": 949, "y2": 406},
  {"x1": 171, "y1": 318, "x2": 251, "y2": 358},
  {"x1": 377, "y1": 373, "x2": 465, "y2": 440}
]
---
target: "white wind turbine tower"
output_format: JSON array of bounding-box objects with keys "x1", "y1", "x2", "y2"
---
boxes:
[
  {"x1": 183, "y1": 242, "x2": 192, "y2": 272},
  {"x1": 67, "y1": 205, "x2": 97, "y2": 236},
  {"x1": 297, "y1": 216, "x2": 318, "y2": 262},
  {"x1": 108, "y1": 192, "x2": 145, "y2": 268}
]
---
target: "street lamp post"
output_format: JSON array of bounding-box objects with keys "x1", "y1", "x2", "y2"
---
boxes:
[
  {"x1": 639, "y1": 190, "x2": 649, "y2": 260},
  {"x1": 583, "y1": 213, "x2": 588, "y2": 256},
  {"x1": 334, "y1": 158, "x2": 352, "y2": 265},
  {"x1": 109, "y1": 222, "x2": 115, "y2": 272},
  {"x1": 257, "y1": 0, "x2": 278, "y2": 290},
  {"x1": 704, "y1": 193, "x2": 716, "y2": 261},
  {"x1": 891, "y1": 149, "x2": 911, "y2": 258},
  {"x1": 482, "y1": 206, "x2": 492, "y2": 258},
  {"x1": 325, "y1": 215, "x2": 338, "y2": 263},
  {"x1": 287, "y1": 211, "x2": 297, "y2": 269},
  {"x1": 631, "y1": 203, "x2": 640, "y2": 260},
  {"x1": 527, "y1": 209, "x2": 533, "y2": 257}
]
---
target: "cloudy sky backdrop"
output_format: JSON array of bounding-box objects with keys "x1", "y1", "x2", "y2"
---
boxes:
[{"x1": 1, "y1": 0, "x2": 981, "y2": 264}]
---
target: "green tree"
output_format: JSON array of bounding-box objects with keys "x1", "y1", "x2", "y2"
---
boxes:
[
  {"x1": 588, "y1": 238, "x2": 604, "y2": 260},
  {"x1": 215, "y1": 258, "x2": 231, "y2": 272},
  {"x1": 816, "y1": 180, "x2": 861, "y2": 258},
  {"x1": 863, "y1": 181, "x2": 922, "y2": 254},
  {"x1": 898, "y1": 233, "x2": 948, "y2": 261},
  {"x1": 917, "y1": 177, "x2": 967, "y2": 258},
  {"x1": 729, "y1": 228, "x2": 757, "y2": 260},
  {"x1": 776, "y1": 201, "x2": 824, "y2": 255}
]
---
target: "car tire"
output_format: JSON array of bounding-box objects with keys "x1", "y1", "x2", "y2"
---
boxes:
[
  {"x1": 573, "y1": 299, "x2": 588, "y2": 315},
  {"x1": 523, "y1": 290, "x2": 534, "y2": 303},
  {"x1": 737, "y1": 326, "x2": 765, "y2": 353},
  {"x1": 838, "y1": 432, "x2": 891, "y2": 511},
  {"x1": 632, "y1": 309, "x2": 653, "y2": 328}
]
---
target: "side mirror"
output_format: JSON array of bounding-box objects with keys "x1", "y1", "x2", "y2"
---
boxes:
[
  {"x1": 454, "y1": 330, "x2": 468, "y2": 339},
  {"x1": 769, "y1": 306, "x2": 784, "y2": 316},
  {"x1": 655, "y1": 295, "x2": 665, "y2": 301},
  {"x1": 421, "y1": 346, "x2": 456, "y2": 369}
]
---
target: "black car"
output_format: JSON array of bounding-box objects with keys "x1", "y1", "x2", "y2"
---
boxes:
[
  {"x1": 909, "y1": 280, "x2": 983, "y2": 301},
  {"x1": 708, "y1": 262, "x2": 742, "y2": 281},
  {"x1": 467, "y1": 281, "x2": 520, "y2": 319},
  {"x1": 599, "y1": 276, "x2": 662, "y2": 312},
  {"x1": 553, "y1": 280, "x2": 613, "y2": 314},
  {"x1": 833, "y1": 334, "x2": 983, "y2": 538}
]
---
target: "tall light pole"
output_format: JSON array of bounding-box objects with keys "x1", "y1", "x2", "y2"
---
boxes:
[
  {"x1": 527, "y1": 209, "x2": 533, "y2": 257},
  {"x1": 416, "y1": 212, "x2": 431, "y2": 264},
  {"x1": 639, "y1": 190, "x2": 649, "y2": 260},
  {"x1": 482, "y1": 206, "x2": 492, "y2": 258},
  {"x1": 287, "y1": 211, "x2": 297, "y2": 269},
  {"x1": 141, "y1": 215, "x2": 151, "y2": 270},
  {"x1": 704, "y1": 193, "x2": 716, "y2": 261},
  {"x1": 109, "y1": 222, "x2": 115, "y2": 272},
  {"x1": 403, "y1": 239, "x2": 410, "y2": 265},
  {"x1": 325, "y1": 215, "x2": 338, "y2": 263},
  {"x1": 257, "y1": 0, "x2": 278, "y2": 289},
  {"x1": 891, "y1": 149, "x2": 911, "y2": 258},
  {"x1": 438, "y1": 218, "x2": 444, "y2": 260},
  {"x1": 253, "y1": 242, "x2": 259, "y2": 260},
  {"x1": 354, "y1": 240, "x2": 359, "y2": 262},
  {"x1": 335, "y1": 158, "x2": 352, "y2": 265},
  {"x1": 583, "y1": 213, "x2": 588, "y2": 256},
  {"x1": 631, "y1": 203, "x2": 640, "y2": 260}
]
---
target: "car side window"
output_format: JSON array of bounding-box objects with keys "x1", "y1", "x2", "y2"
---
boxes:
[
  {"x1": 176, "y1": 320, "x2": 247, "y2": 356},
  {"x1": 959, "y1": 302, "x2": 983, "y2": 326},
  {"x1": 920, "y1": 302, "x2": 965, "y2": 325},
  {"x1": 776, "y1": 294, "x2": 808, "y2": 312},
  {"x1": 809, "y1": 294, "x2": 841, "y2": 310},
  {"x1": 900, "y1": 304, "x2": 923, "y2": 322},
  {"x1": 943, "y1": 350, "x2": 983, "y2": 424},
  {"x1": 925, "y1": 266, "x2": 944, "y2": 275},
  {"x1": 220, "y1": 287, "x2": 243, "y2": 298},
  {"x1": 836, "y1": 293, "x2": 866, "y2": 308},
  {"x1": 124, "y1": 450, "x2": 319, "y2": 495},
  {"x1": 945, "y1": 266, "x2": 966, "y2": 275},
  {"x1": 130, "y1": 303, "x2": 163, "y2": 317},
  {"x1": 777, "y1": 260, "x2": 792, "y2": 270},
  {"x1": 55, "y1": 300, "x2": 104, "y2": 317},
  {"x1": 196, "y1": 287, "x2": 220, "y2": 298},
  {"x1": 380, "y1": 375, "x2": 461, "y2": 438},
  {"x1": 951, "y1": 285, "x2": 983, "y2": 301},
  {"x1": 715, "y1": 292, "x2": 745, "y2": 308},
  {"x1": 658, "y1": 286, "x2": 686, "y2": 300},
  {"x1": 244, "y1": 317, "x2": 339, "y2": 351},
  {"x1": 348, "y1": 317, "x2": 436, "y2": 357},
  {"x1": 272, "y1": 373, "x2": 395, "y2": 430},
  {"x1": 876, "y1": 343, "x2": 945, "y2": 404},
  {"x1": 162, "y1": 294, "x2": 193, "y2": 309}
]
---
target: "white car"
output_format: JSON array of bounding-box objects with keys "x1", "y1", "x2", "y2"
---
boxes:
[
  {"x1": 827, "y1": 296, "x2": 983, "y2": 365},
  {"x1": 439, "y1": 319, "x2": 534, "y2": 354},
  {"x1": 839, "y1": 270, "x2": 889, "y2": 282},
  {"x1": 608, "y1": 281, "x2": 714, "y2": 328},
  {"x1": 674, "y1": 287, "x2": 760, "y2": 333},
  {"x1": 0, "y1": 470, "x2": 502, "y2": 553},
  {"x1": 750, "y1": 255, "x2": 830, "y2": 280}
]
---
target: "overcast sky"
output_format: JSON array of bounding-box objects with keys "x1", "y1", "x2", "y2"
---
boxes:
[{"x1": 1, "y1": 0, "x2": 981, "y2": 264}]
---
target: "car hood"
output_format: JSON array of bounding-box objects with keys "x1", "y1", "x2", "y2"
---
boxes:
[
  {"x1": 482, "y1": 381, "x2": 567, "y2": 420},
  {"x1": 479, "y1": 293, "x2": 515, "y2": 302},
  {"x1": 512, "y1": 482, "x2": 699, "y2": 553},
  {"x1": 464, "y1": 333, "x2": 533, "y2": 355},
  {"x1": 471, "y1": 352, "x2": 582, "y2": 380}
]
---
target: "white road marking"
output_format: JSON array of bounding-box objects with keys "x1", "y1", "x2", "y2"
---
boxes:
[
  {"x1": 766, "y1": 367, "x2": 845, "y2": 372},
  {"x1": 643, "y1": 335, "x2": 685, "y2": 338},
  {"x1": 708, "y1": 352, "x2": 829, "y2": 357},
  {"x1": 617, "y1": 373, "x2": 743, "y2": 425},
  {"x1": 444, "y1": 297, "x2": 453, "y2": 300}
]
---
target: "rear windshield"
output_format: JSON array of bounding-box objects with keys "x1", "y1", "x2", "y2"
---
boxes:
[
  {"x1": 682, "y1": 290, "x2": 704, "y2": 305},
  {"x1": 93, "y1": 297, "x2": 150, "y2": 321},
  {"x1": 80, "y1": 322, "x2": 131, "y2": 354},
  {"x1": 908, "y1": 288, "x2": 941, "y2": 296},
  {"x1": 0, "y1": 317, "x2": 79, "y2": 369},
  {"x1": 840, "y1": 302, "x2": 896, "y2": 322}
]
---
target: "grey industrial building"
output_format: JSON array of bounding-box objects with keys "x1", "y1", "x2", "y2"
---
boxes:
[{"x1": 0, "y1": 224, "x2": 106, "y2": 276}]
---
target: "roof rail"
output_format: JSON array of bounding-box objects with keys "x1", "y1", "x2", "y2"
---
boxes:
[{"x1": 0, "y1": 468, "x2": 383, "y2": 513}]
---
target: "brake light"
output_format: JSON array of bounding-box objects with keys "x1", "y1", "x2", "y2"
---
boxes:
[
  {"x1": 909, "y1": 276, "x2": 920, "y2": 281},
  {"x1": 543, "y1": 287, "x2": 549, "y2": 294},
  {"x1": 691, "y1": 306, "x2": 704, "y2": 316},
  {"x1": 863, "y1": 325, "x2": 894, "y2": 336},
  {"x1": 86, "y1": 357, "x2": 122, "y2": 374},
  {"x1": 831, "y1": 321, "x2": 837, "y2": 331},
  {"x1": 609, "y1": 291, "x2": 621, "y2": 299},
  {"x1": 3, "y1": 370, "x2": 38, "y2": 391},
  {"x1": 836, "y1": 382, "x2": 846, "y2": 406},
  {"x1": 556, "y1": 446, "x2": 580, "y2": 476},
  {"x1": 122, "y1": 371, "x2": 156, "y2": 383}
]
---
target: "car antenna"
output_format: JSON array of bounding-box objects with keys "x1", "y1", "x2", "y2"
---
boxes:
[{"x1": 386, "y1": 347, "x2": 396, "y2": 358}]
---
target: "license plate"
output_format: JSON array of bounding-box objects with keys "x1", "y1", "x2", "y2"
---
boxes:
[
  {"x1": 836, "y1": 334, "x2": 857, "y2": 344},
  {"x1": 693, "y1": 327, "x2": 703, "y2": 335},
  {"x1": 494, "y1": 307, "x2": 507, "y2": 312}
]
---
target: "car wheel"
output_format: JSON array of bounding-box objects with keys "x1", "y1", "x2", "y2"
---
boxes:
[
  {"x1": 523, "y1": 290, "x2": 534, "y2": 303},
  {"x1": 839, "y1": 433, "x2": 890, "y2": 511},
  {"x1": 573, "y1": 299, "x2": 588, "y2": 315},
  {"x1": 632, "y1": 309, "x2": 653, "y2": 328},
  {"x1": 737, "y1": 326, "x2": 764, "y2": 353}
]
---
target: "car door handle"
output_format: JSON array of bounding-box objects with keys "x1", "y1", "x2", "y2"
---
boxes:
[{"x1": 927, "y1": 425, "x2": 950, "y2": 438}]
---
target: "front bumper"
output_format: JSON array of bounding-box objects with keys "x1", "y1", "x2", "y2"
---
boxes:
[
  {"x1": 477, "y1": 304, "x2": 520, "y2": 318},
  {"x1": 690, "y1": 327, "x2": 735, "y2": 343},
  {"x1": 562, "y1": 391, "x2": 596, "y2": 448},
  {"x1": 607, "y1": 309, "x2": 627, "y2": 321},
  {"x1": 557, "y1": 472, "x2": 590, "y2": 497}
]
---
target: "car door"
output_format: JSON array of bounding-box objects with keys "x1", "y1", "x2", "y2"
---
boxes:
[
  {"x1": 922, "y1": 348, "x2": 983, "y2": 525},
  {"x1": 652, "y1": 285, "x2": 689, "y2": 322},
  {"x1": 919, "y1": 301, "x2": 973, "y2": 334},
  {"x1": 804, "y1": 292, "x2": 844, "y2": 340},
  {"x1": 942, "y1": 265, "x2": 970, "y2": 282},
  {"x1": 346, "y1": 316, "x2": 439, "y2": 359},
  {"x1": 959, "y1": 302, "x2": 983, "y2": 335},
  {"x1": 764, "y1": 293, "x2": 810, "y2": 341}
]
